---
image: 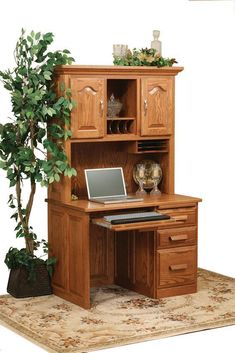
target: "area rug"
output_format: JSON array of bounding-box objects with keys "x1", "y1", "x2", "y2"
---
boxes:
[{"x1": 0, "y1": 269, "x2": 235, "y2": 353}]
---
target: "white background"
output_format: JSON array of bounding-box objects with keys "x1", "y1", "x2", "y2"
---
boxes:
[{"x1": 0, "y1": 0, "x2": 235, "y2": 352}]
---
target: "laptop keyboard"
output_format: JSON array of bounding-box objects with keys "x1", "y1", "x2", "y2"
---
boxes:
[{"x1": 98, "y1": 197, "x2": 128, "y2": 202}]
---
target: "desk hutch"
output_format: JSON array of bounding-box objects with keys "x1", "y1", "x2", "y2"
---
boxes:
[{"x1": 48, "y1": 66, "x2": 201, "y2": 309}]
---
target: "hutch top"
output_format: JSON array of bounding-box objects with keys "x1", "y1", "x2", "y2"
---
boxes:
[{"x1": 50, "y1": 65, "x2": 184, "y2": 202}]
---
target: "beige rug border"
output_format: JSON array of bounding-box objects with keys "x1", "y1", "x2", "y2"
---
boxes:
[
  {"x1": 0, "y1": 268, "x2": 234, "y2": 353},
  {"x1": 0, "y1": 315, "x2": 58, "y2": 353}
]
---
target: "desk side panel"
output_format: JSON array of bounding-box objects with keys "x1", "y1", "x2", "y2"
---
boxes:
[
  {"x1": 48, "y1": 204, "x2": 90, "y2": 309},
  {"x1": 48, "y1": 205, "x2": 68, "y2": 291}
]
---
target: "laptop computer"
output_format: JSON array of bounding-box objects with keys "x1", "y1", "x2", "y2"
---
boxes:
[{"x1": 84, "y1": 167, "x2": 143, "y2": 204}]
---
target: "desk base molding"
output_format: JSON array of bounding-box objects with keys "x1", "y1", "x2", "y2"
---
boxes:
[{"x1": 156, "y1": 283, "x2": 197, "y2": 298}]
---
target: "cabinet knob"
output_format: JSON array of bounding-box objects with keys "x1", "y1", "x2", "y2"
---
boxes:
[
  {"x1": 144, "y1": 99, "x2": 148, "y2": 115},
  {"x1": 100, "y1": 100, "x2": 104, "y2": 117}
]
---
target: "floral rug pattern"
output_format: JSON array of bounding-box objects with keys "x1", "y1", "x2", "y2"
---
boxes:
[{"x1": 0, "y1": 269, "x2": 235, "y2": 353}]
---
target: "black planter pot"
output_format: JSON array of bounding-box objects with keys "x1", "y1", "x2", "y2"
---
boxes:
[{"x1": 7, "y1": 264, "x2": 53, "y2": 298}]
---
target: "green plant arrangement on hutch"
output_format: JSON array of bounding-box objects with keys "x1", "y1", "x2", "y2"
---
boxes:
[
  {"x1": 113, "y1": 47, "x2": 177, "y2": 67},
  {"x1": 0, "y1": 29, "x2": 76, "y2": 298}
]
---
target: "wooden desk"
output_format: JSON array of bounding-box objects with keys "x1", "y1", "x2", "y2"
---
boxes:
[
  {"x1": 48, "y1": 194, "x2": 201, "y2": 309},
  {"x1": 48, "y1": 65, "x2": 201, "y2": 308}
]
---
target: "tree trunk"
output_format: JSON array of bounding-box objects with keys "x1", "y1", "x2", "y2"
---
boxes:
[{"x1": 16, "y1": 178, "x2": 36, "y2": 255}]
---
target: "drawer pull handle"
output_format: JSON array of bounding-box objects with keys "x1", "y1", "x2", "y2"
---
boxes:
[
  {"x1": 144, "y1": 99, "x2": 148, "y2": 115},
  {"x1": 169, "y1": 234, "x2": 188, "y2": 242},
  {"x1": 100, "y1": 100, "x2": 104, "y2": 116},
  {"x1": 172, "y1": 215, "x2": 188, "y2": 222},
  {"x1": 170, "y1": 264, "x2": 188, "y2": 271}
]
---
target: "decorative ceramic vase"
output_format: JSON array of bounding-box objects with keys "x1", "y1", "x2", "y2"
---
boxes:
[
  {"x1": 151, "y1": 30, "x2": 162, "y2": 56},
  {"x1": 107, "y1": 94, "x2": 123, "y2": 118}
]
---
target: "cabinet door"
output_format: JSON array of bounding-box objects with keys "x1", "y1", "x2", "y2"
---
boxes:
[
  {"x1": 141, "y1": 77, "x2": 173, "y2": 136},
  {"x1": 70, "y1": 78, "x2": 105, "y2": 138},
  {"x1": 49, "y1": 205, "x2": 91, "y2": 309}
]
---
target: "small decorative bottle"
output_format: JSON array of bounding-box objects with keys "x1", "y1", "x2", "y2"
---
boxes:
[
  {"x1": 151, "y1": 30, "x2": 162, "y2": 56},
  {"x1": 71, "y1": 174, "x2": 79, "y2": 200}
]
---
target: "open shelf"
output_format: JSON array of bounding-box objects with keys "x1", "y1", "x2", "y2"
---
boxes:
[
  {"x1": 107, "y1": 118, "x2": 134, "y2": 134},
  {"x1": 70, "y1": 141, "x2": 171, "y2": 198},
  {"x1": 107, "y1": 79, "x2": 137, "y2": 135},
  {"x1": 128, "y1": 139, "x2": 169, "y2": 154}
]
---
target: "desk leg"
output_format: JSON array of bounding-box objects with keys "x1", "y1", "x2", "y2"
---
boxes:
[{"x1": 48, "y1": 204, "x2": 90, "y2": 309}]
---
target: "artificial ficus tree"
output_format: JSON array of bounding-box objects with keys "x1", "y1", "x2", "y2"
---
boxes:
[{"x1": 0, "y1": 29, "x2": 76, "y2": 260}]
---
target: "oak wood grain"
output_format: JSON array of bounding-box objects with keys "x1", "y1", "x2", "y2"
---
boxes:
[
  {"x1": 141, "y1": 77, "x2": 173, "y2": 136},
  {"x1": 157, "y1": 245, "x2": 197, "y2": 288},
  {"x1": 55, "y1": 65, "x2": 184, "y2": 76},
  {"x1": 90, "y1": 224, "x2": 115, "y2": 286},
  {"x1": 157, "y1": 226, "x2": 197, "y2": 249},
  {"x1": 70, "y1": 77, "x2": 105, "y2": 138},
  {"x1": 47, "y1": 193, "x2": 201, "y2": 213}
]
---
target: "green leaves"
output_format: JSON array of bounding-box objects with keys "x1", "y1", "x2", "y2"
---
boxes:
[
  {"x1": 0, "y1": 28, "x2": 75, "y2": 262},
  {"x1": 64, "y1": 167, "x2": 77, "y2": 178},
  {"x1": 0, "y1": 160, "x2": 6, "y2": 168},
  {"x1": 43, "y1": 70, "x2": 52, "y2": 80},
  {"x1": 35, "y1": 32, "x2": 41, "y2": 40},
  {"x1": 43, "y1": 32, "x2": 54, "y2": 44},
  {"x1": 47, "y1": 107, "x2": 56, "y2": 117},
  {"x1": 64, "y1": 129, "x2": 72, "y2": 140},
  {"x1": 4, "y1": 244, "x2": 57, "y2": 280}
]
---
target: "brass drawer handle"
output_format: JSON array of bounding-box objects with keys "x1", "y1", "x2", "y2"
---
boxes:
[
  {"x1": 169, "y1": 234, "x2": 188, "y2": 242},
  {"x1": 144, "y1": 99, "x2": 148, "y2": 115},
  {"x1": 100, "y1": 100, "x2": 104, "y2": 116},
  {"x1": 169, "y1": 264, "x2": 188, "y2": 271}
]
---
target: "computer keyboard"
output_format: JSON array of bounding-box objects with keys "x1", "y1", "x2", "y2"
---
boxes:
[{"x1": 104, "y1": 211, "x2": 170, "y2": 224}]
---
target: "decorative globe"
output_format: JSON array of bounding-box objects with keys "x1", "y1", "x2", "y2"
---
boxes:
[{"x1": 133, "y1": 160, "x2": 162, "y2": 190}]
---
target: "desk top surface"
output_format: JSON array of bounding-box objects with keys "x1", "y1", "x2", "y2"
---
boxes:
[{"x1": 47, "y1": 193, "x2": 202, "y2": 213}]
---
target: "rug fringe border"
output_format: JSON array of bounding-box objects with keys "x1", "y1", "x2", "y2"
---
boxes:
[
  {"x1": 59, "y1": 318, "x2": 235, "y2": 353},
  {"x1": 1, "y1": 314, "x2": 235, "y2": 353},
  {"x1": 0, "y1": 316, "x2": 58, "y2": 353}
]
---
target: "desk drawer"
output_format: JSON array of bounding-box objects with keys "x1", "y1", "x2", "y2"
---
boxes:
[
  {"x1": 157, "y1": 206, "x2": 197, "y2": 226},
  {"x1": 157, "y1": 226, "x2": 197, "y2": 249},
  {"x1": 157, "y1": 245, "x2": 197, "y2": 288}
]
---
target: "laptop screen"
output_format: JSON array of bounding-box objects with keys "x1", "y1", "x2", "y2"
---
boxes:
[{"x1": 85, "y1": 168, "x2": 126, "y2": 199}]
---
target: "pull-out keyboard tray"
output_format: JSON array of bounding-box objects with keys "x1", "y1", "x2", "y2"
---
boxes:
[{"x1": 92, "y1": 214, "x2": 188, "y2": 232}]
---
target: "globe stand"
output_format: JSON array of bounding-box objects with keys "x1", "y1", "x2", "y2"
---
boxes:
[
  {"x1": 150, "y1": 180, "x2": 161, "y2": 195},
  {"x1": 136, "y1": 179, "x2": 147, "y2": 195}
]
